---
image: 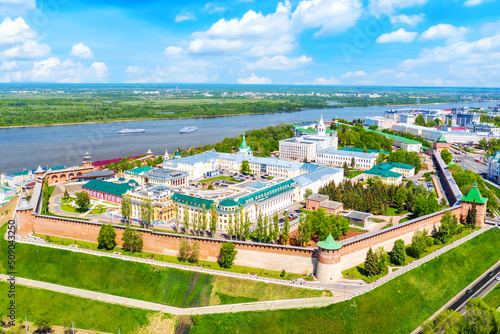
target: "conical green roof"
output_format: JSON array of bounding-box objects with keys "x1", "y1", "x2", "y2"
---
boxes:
[
  {"x1": 436, "y1": 134, "x2": 447, "y2": 143},
  {"x1": 240, "y1": 134, "x2": 248, "y2": 149},
  {"x1": 461, "y1": 182, "x2": 488, "y2": 204},
  {"x1": 317, "y1": 234, "x2": 342, "y2": 250}
]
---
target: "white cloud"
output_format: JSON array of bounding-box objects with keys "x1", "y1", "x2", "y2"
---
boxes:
[
  {"x1": 390, "y1": 14, "x2": 424, "y2": 26},
  {"x1": 237, "y1": 73, "x2": 272, "y2": 84},
  {"x1": 0, "y1": 57, "x2": 109, "y2": 83},
  {"x1": 291, "y1": 0, "x2": 363, "y2": 36},
  {"x1": 0, "y1": 60, "x2": 17, "y2": 71},
  {"x1": 246, "y1": 55, "x2": 312, "y2": 70},
  {"x1": 204, "y1": 3, "x2": 226, "y2": 13},
  {"x1": 0, "y1": 0, "x2": 36, "y2": 16},
  {"x1": 189, "y1": 0, "x2": 363, "y2": 56},
  {"x1": 313, "y1": 77, "x2": 340, "y2": 85},
  {"x1": 419, "y1": 24, "x2": 468, "y2": 42},
  {"x1": 369, "y1": 0, "x2": 428, "y2": 15},
  {"x1": 125, "y1": 59, "x2": 219, "y2": 83},
  {"x1": 175, "y1": 13, "x2": 196, "y2": 22},
  {"x1": 70, "y1": 43, "x2": 94, "y2": 59},
  {"x1": 399, "y1": 34, "x2": 500, "y2": 87},
  {"x1": 163, "y1": 46, "x2": 183, "y2": 57},
  {"x1": 376, "y1": 28, "x2": 417, "y2": 43},
  {"x1": 464, "y1": 0, "x2": 494, "y2": 6},
  {"x1": 341, "y1": 70, "x2": 366, "y2": 78},
  {"x1": 0, "y1": 17, "x2": 37, "y2": 45},
  {"x1": 2, "y1": 40, "x2": 51, "y2": 59}
]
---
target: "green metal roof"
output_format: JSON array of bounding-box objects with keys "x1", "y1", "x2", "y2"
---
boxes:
[
  {"x1": 171, "y1": 193, "x2": 214, "y2": 208},
  {"x1": 82, "y1": 180, "x2": 132, "y2": 197},
  {"x1": 49, "y1": 165, "x2": 67, "y2": 171},
  {"x1": 9, "y1": 170, "x2": 30, "y2": 176},
  {"x1": 436, "y1": 134, "x2": 447, "y2": 143},
  {"x1": 317, "y1": 234, "x2": 342, "y2": 250},
  {"x1": 219, "y1": 198, "x2": 239, "y2": 207},
  {"x1": 240, "y1": 134, "x2": 248, "y2": 149},
  {"x1": 366, "y1": 129, "x2": 422, "y2": 145},
  {"x1": 295, "y1": 127, "x2": 335, "y2": 134},
  {"x1": 461, "y1": 182, "x2": 488, "y2": 204},
  {"x1": 384, "y1": 162, "x2": 415, "y2": 170},
  {"x1": 125, "y1": 166, "x2": 155, "y2": 175},
  {"x1": 237, "y1": 179, "x2": 296, "y2": 205},
  {"x1": 364, "y1": 165, "x2": 402, "y2": 178},
  {"x1": 340, "y1": 147, "x2": 388, "y2": 155}
]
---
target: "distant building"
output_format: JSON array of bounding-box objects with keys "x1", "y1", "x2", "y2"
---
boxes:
[
  {"x1": 292, "y1": 166, "x2": 343, "y2": 200},
  {"x1": 82, "y1": 179, "x2": 133, "y2": 204},
  {"x1": 305, "y1": 194, "x2": 343, "y2": 215},
  {"x1": 126, "y1": 185, "x2": 176, "y2": 225},
  {"x1": 344, "y1": 211, "x2": 373, "y2": 228},
  {"x1": 364, "y1": 116, "x2": 396, "y2": 129},
  {"x1": 280, "y1": 115, "x2": 338, "y2": 162},
  {"x1": 361, "y1": 162, "x2": 415, "y2": 185},
  {"x1": 398, "y1": 113, "x2": 417, "y2": 124},
  {"x1": 456, "y1": 113, "x2": 480, "y2": 127},
  {"x1": 487, "y1": 150, "x2": 500, "y2": 183},
  {"x1": 316, "y1": 148, "x2": 378, "y2": 170}
]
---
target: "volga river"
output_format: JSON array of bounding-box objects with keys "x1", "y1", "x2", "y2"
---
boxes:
[{"x1": 0, "y1": 101, "x2": 497, "y2": 173}]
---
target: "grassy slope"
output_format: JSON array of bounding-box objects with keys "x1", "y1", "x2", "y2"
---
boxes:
[
  {"x1": 483, "y1": 284, "x2": 500, "y2": 309},
  {"x1": 191, "y1": 228, "x2": 500, "y2": 334},
  {"x1": 0, "y1": 226, "x2": 326, "y2": 308},
  {"x1": 0, "y1": 282, "x2": 153, "y2": 334}
]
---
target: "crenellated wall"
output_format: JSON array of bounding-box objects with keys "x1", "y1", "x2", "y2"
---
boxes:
[{"x1": 15, "y1": 203, "x2": 480, "y2": 280}]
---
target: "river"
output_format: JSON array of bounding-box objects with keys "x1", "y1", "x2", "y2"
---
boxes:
[{"x1": 0, "y1": 101, "x2": 497, "y2": 173}]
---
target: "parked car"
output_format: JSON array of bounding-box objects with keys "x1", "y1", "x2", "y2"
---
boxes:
[
  {"x1": 496, "y1": 275, "x2": 500, "y2": 281},
  {"x1": 488, "y1": 271, "x2": 495, "y2": 277},
  {"x1": 466, "y1": 288, "x2": 473, "y2": 294}
]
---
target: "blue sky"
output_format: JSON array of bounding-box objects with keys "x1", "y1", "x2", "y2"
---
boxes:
[{"x1": 0, "y1": 0, "x2": 499, "y2": 86}]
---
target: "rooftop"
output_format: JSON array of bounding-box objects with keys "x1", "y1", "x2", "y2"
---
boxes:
[
  {"x1": 293, "y1": 166, "x2": 342, "y2": 188},
  {"x1": 124, "y1": 166, "x2": 155, "y2": 175},
  {"x1": 171, "y1": 193, "x2": 214, "y2": 208},
  {"x1": 317, "y1": 234, "x2": 342, "y2": 250},
  {"x1": 320, "y1": 200, "x2": 343, "y2": 210},
  {"x1": 306, "y1": 194, "x2": 329, "y2": 202},
  {"x1": 339, "y1": 147, "x2": 388, "y2": 154},
  {"x1": 460, "y1": 182, "x2": 488, "y2": 204},
  {"x1": 345, "y1": 210, "x2": 373, "y2": 221},
  {"x1": 82, "y1": 180, "x2": 132, "y2": 197},
  {"x1": 237, "y1": 179, "x2": 296, "y2": 205},
  {"x1": 316, "y1": 148, "x2": 378, "y2": 159}
]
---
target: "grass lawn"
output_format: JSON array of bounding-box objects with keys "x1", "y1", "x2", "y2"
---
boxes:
[
  {"x1": 0, "y1": 225, "x2": 328, "y2": 309},
  {"x1": 190, "y1": 228, "x2": 500, "y2": 334},
  {"x1": 31, "y1": 233, "x2": 318, "y2": 283},
  {"x1": 198, "y1": 175, "x2": 242, "y2": 183},
  {"x1": 0, "y1": 282, "x2": 155, "y2": 334},
  {"x1": 40, "y1": 185, "x2": 55, "y2": 213},
  {"x1": 342, "y1": 263, "x2": 387, "y2": 283},
  {"x1": 485, "y1": 183, "x2": 500, "y2": 199},
  {"x1": 372, "y1": 218, "x2": 386, "y2": 223},
  {"x1": 384, "y1": 207, "x2": 408, "y2": 216},
  {"x1": 349, "y1": 226, "x2": 368, "y2": 233},
  {"x1": 483, "y1": 284, "x2": 500, "y2": 309},
  {"x1": 89, "y1": 207, "x2": 107, "y2": 214},
  {"x1": 59, "y1": 204, "x2": 83, "y2": 214},
  {"x1": 346, "y1": 170, "x2": 364, "y2": 179}
]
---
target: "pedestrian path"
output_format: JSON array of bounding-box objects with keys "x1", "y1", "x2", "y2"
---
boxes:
[{"x1": 10, "y1": 223, "x2": 495, "y2": 316}]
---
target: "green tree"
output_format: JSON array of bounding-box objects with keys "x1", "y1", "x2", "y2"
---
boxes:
[
  {"x1": 364, "y1": 247, "x2": 379, "y2": 276},
  {"x1": 256, "y1": 210, "x2": 264, "y2": 242},
  {"x1": 140, "y1": 196, "x2": 153, "y2": 228},
  {"x1": 408, "y1": 229, "x2": 433, "y2": 259},
  {"x1": 209, "y1": 203, "x2": 217, "y2": 236},
  {"x1": 122, "y1": 226, "x2": 143, "y2": 252},
  {"x1": 283, "y1": 214, "x2": 290, "y2": 245},
  {"x1": 183, "y1": 202, "x2": 190, "y2": 233},
  {"x1": 63, "y1": 188, "x2": 70, "y2": 199},
  {"x1": 227, "y1": 214, "x2": 234, "y2": 239},
  {"x1": 389, "y1": 239, "x2": 406, "y2": 265},
  {"x1": 437, "y1": 211, "x2": 460, "y2": 243},
  {"x1": 376, "y1": 152, "x2": 387, "y2": 165},
  {"x1": 178, "y1": 238, "x2": 190, "y2": 262},
  {"x1": 200, "y1": 204, "x2": 208, "y2": 236},
  {"x1": 75, "y1": 191, "x2": 90, "y2": 212},
  {"x1": 192, "y1": 207, "x2": 199, "y2": 234},
  {"x1": 34, "y1": 314, "x2": 52, "y2": 333},
  {"x1": 207, "y1": 184, "x2": 214, "y2": 190},
  {"x1": 440, "y1": 149, "x2": 453, "y2": 165},
  {"x1": 350, "y1": 156, "x2": 356, "y2": 168},
  {"x1": 97, "y1": 224, "x2": 116, "y2": 250},
  {"x1": 240, "y1": 160, "x2": 251, "y2": 174},
  {"x1": 42, "y1": 178, "x2": 50, "y2": 214},
  {"x1": 121, "y1": 195, "x2": 132, "y2": 224},
  {"x1": 304, "y1": 188, "x2": 313, "y2": 199},
  {"x1": 395, "y1": 187, "x2": 408, "y2": 213},
  {"x1": 219, "y1": 242, "x2": 237, "y2": 268},
  {"x1": 343, "y1": 161, "x2": 349, "y2": 177},
  {"x1": 189, "y1": 241, "x2": 200, "y2": 263},
  {"x1": 415, "y1": 115, "x2": 426, "y2": 126},
  {"x1": 272, "y1": 212, "x2": 280, "y2": 243},
  {"x1": 375, "y1": 247, "x2": 389, "y2": 274}
]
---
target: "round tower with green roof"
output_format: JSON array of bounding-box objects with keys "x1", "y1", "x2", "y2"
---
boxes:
[{"x1": 316, "y1": 234, "x2": 343, "y2": 282}]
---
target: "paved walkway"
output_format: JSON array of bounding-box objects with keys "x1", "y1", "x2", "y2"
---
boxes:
[{"x1": 11, "y1": 223, "x2": 496, "y2": 315}]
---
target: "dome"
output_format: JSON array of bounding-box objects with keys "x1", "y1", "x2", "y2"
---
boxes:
[{"x1": 219, "y1": 198, "x2": 238, "y2": 207}]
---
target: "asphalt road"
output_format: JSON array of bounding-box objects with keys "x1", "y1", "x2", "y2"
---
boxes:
[{"x1": 448, "y1": 263, "x2": 500, "y2": 312}]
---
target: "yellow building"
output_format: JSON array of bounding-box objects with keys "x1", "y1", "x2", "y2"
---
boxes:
[{"x1": 126, "y1": 185, "x2": 176, "y2": 224}]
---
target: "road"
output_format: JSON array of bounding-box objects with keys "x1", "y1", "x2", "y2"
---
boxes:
[{"x1": 448, "y1": 263, "x2": 500, "y2": 312}]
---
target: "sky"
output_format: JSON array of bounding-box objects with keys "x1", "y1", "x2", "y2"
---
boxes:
[{"x1": 0, "y1": 0, "x2": 499, "y2": 87}]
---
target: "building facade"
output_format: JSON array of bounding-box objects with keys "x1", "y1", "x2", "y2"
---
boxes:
[{"x1": 316, "y1": 148, "x2": 378, "y2": 170}]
